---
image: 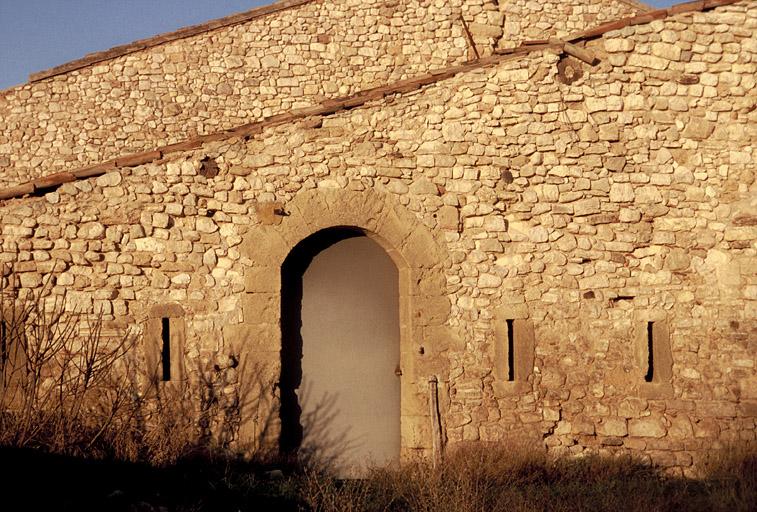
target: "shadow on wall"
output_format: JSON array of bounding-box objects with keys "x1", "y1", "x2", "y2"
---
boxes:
[
  {"x1": 279, "y1": 226, "x2": 365, "y2": 467},
  {"x1": 0, "y1": 271, "x2": 350, "y2": 510}
]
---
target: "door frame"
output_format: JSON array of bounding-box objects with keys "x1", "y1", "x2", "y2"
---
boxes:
[{"x1": 227, "y1": 188, "x2": 453, "y2": 460}]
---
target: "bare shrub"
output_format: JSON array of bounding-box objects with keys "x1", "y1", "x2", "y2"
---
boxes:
[
  {"x1": 0, "y1": 274, "x2": 277, "y2": 468},
  {"x1": 0, "y1": 278, "x2": 135, "y2": 458}
]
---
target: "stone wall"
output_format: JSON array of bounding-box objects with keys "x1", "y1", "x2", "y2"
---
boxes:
[
  {"x1": 0, "y1": 0, "x2": 755, "y2": 475},
  {"x1": 497, "y1": 0, "x2": 648, "y2": 49},
  {"x1": 0, "y1": 0, "x2": 642, "y2": 188}
]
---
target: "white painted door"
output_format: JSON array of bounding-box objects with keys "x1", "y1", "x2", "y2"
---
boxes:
[{"x1": 298, "y1": 236, "x2": 400, "y2": 477}]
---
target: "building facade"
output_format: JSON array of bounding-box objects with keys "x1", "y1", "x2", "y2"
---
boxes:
[{"x1": 0, "y1": 0, "x2": 754, "y2": 475}]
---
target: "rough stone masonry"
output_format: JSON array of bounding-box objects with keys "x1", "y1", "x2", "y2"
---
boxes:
[{"x1": 0, "y1": 0, "x2": 754, "y2": 476}]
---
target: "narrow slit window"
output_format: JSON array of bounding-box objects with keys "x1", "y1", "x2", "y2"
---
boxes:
[
  {"x1": 645, "y1": 321, "x2": 654, "y2": 382},
  {"x1": 506, "y1": 319, "x2": 515, "y2": 381},
  {"x1": 161, "y1": 317, "x2": 171, "y2": 381}
]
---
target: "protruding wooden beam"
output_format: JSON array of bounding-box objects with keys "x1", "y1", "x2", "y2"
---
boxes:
[
  {"x1": 33, "y1": 172, "x2": 76, "y2": 190},
  {"x1": 114, "y1": 150, "x2": 162, "y2": 168},
  {"x1": 0, "y1": 183, "x2": 35, "y2": 200},
  {"x1": 564, "y1": 42, "x2": 598, "y2": 65},
  {"x1": 73, "y1": 163, "x2": 116, "y2": 179},
  {"x1": 459, "y1": 15, "x2": 481, "y2": 61}
]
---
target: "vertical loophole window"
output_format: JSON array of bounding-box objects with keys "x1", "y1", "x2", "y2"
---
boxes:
[
  {"x1": 506, "y1": 319, "x2": 515, "y2": 382},
  {"x1": 145, "y1": 305, "x2": 185, "y2": 389},
  {"x1": 161, "y1": 317, "x2": 171, "y2": 382},
  {"x1": 638, "y1": 319, "x2": 672, "y2": 388},
  {"x1": 494, "y1": 315, "x2": 534, "y2": 390},
  {"x1": 645, "y1": 321, "x2": 654, "y2": 382}
]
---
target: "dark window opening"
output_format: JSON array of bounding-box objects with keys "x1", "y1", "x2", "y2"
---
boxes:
[
  {"x1": 161, "y1": 317, "x2": 171, "y2": 382},
  {"x1": 645, "y1": 321, "x2": 654, "y2": 382},
  {"x1": 506, "y1": 319, "x2": 515, "y2": 381}
]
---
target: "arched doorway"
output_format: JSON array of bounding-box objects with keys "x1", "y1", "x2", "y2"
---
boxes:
[{"x1": 279, "y1": 227, "x2": 401, "y2": 476}]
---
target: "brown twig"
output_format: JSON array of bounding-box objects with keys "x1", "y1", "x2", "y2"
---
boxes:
[{"x1": 459, "y1": 15, "x2": 480, "y2": 61}]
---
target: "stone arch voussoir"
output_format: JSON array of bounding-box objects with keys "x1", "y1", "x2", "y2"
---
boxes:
[{"x1": 238, "y1": 186, "x2": 453, "y2": 457}]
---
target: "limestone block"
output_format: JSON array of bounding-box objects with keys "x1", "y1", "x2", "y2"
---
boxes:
[
  {"x1": 478, "y1": 273, "x2": 502, "y2": 288},
  {"x1": 635, "y1": 187, "x2": 662, "y2": 204},
  {"x1": 605, "y1": 156, "x2": 627, "y2": 172},
  {"x1": 627, "y1": 54, "x2": 668, "y2": 70},
  {"x1": 554, "y1": 421, "x2": 572, "y2": 435},
  {"x1": 618, "y1": 397, "x2": 648, "y2": 418},
  {"x1": 578, "y1": 274, "x2": 610, "y2": 289},
  {"x1": 543, "y1": 408, "x2": 560, "y2": 422},
  {"x1": 651, "y1": 43, "x2": 682, "y2": 61},
  {"x1": 468, "y1": 22, "x2": 502, "y2": 39},
  {"x1": 604, "y1": 38, "x2": 635, "y2": 53},
  {"x1": 170, "y1": 273, "x2": 191, "y2": 287},
  {"x1": 696, "y1": 401, "x2": 737, "y2": 418},
  {"x1": 409, "y1": 178, "x2": 439, "y2": 196},
  {"x1": 628, "y1": 417, "x2": 667, "y2": 438},
  {"x1": 196, "y1": 217, "x2": 219, "y2": 233},
  {"x1": 597, "y1": 417, "x2": 628, "y2": 437},
  {"x1": 202, "y1": 248, "x2": 217, "y2": 267},
  {"x1": 403, "y1": 414, "x2": 432, "y2": 449},
  {"x1": 667, "y1": 414, "x2": 694, "y2": 440},
  {"x1": 437, "y1": 205, "x2": 459, "y2": 231},
  {"x1": 585, "y1": 97, "x2": 606, "y2": 113},
  {"x1": 95, "y1": 172, "x2": 122, "y2": 188},
  {"x1": 740, "y1": 378, "x2": 757, "y2": 400},
  {"x1": 538, "y1": 184, "x2": 560, "y2": 202},
  {"x1": 78, "y1": 222, "x2": 106, "y2": 240},
  {"x1": 664, "y1": 249, "x2": 691, "y2": 271},
  {"x1": 255, "y1": 202, "x2": 285, "y2": 225},
  {"x1": 151, "y1": 271, "x2": 170, "y2": 289},
  {"x1": 152, "y1": 212, "x2": 170, "y2": 229},
  {"x1": 693, "y1": 418, "x2": 721, "y2": 439},
  {"x1": 415, "y1": 295, "x2": 450, "y2": 326},
  {"x1": 571, "y1": 417, "x2": 595, "y2": 435},
  {"x1": 610, "y1": 183, "x2": 635, "y2": 202},
  {"x1": 573, "y1": 198, "x2": 601, "y2": 216},
  {"x1": 724, "y1": 227, "x2": 755, "y2": 241},
  {"x1": 682, "y1": 120, "x2": 715, "y2": 140},
  {"x1": 223, "y1": 323, "x2": 280, "y2": 355},
  {"x1": 528, "y1": 226, "x2": 549, "y2": 243},
  {"x1": 241, "y1": 266, "x2": 278, "y2": 294},
  {"x1": 133, "y1": 237, "x2": 165, "y2": 252},
  {"x1": 401, "y1": 226, "x2": 444, "y2": 269},
  {"x1": 442, "y1": 122, "x2": 466, "y2": 142},
  {"x1": 242, "y1": 293, "x2": 279, "y2": 324},
  {"x1": 19, "y1": 273, "x2": 42, "y2": 288},
  {"x1": 245, "y1": 154, "x2": 274, "y2": 168}
]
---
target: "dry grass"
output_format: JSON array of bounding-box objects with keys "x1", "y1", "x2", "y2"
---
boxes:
[
  {"x1": 299, "y1": 442, "x2": 756, "y2": 512},
  {"x1": 1, "y1": 440, "x2": 754, "y2": 511}
]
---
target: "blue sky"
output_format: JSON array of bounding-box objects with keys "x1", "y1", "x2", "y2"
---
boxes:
[{"x1": 0, "y1": 0, "x2": 675, "y2": 90}]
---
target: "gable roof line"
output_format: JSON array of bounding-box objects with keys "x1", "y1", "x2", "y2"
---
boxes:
[
  {"x1": 25, "y1": 0, "x2": 318, "y2": 85},
  {"x1": 0, "y1": 44, "x2": 560, "y2": 201},
  {"x1": 0, "y1": 0, "x2": 743, "y2": 202},
  {"x1": 19, "y1": 0, "x2": 651, "y2": 88},
  {"x1": 616, "y1": 0, "x2": 654, "y2": 12},
  {"x1": 564, "y1": 0, "x2": 738, "y2": 42}
]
